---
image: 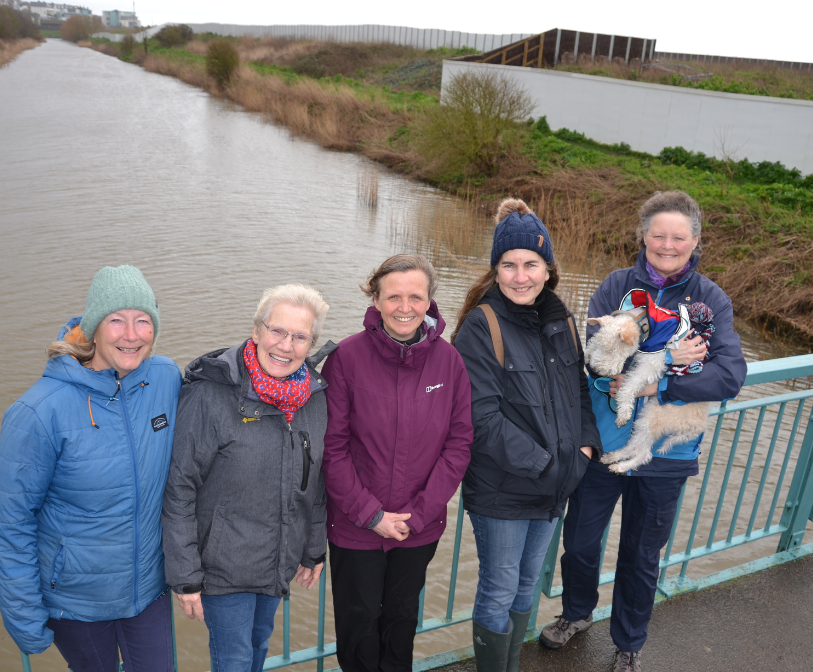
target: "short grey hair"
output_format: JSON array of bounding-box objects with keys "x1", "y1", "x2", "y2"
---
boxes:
[
  {"x1": 361, "y1": 254, "x2": 438, "y2": 301},
  {"x1": 253, "y1": 284, "x2": 330, "y2": 342},
  {"x1": 637, "y1": 191, "x2": 703, "y2": 249}
]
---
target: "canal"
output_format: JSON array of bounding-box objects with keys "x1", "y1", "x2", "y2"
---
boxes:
[{"x1": 0, "y1": 39, "x2": 810, "y2": 672}]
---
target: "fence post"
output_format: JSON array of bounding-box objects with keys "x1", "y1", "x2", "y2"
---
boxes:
[
  {"x1": 591, "y1": 32, "x2": 597, "y2": 62},
  {"x1": 777, "y1": 408, "x2": 813, "y2": 551},
  {"x1": 608, "y1": 35, "x2": 615, "y2": 64},
  {"x1": 625, "y1": 36, "x2": 632, "y2": 64},
  {"x1": 554, "y1": 28, "x2": 561, "y2": 66},
  {"x1": 642, "y1": 38, "x2": 647, "y2": 63},
  {"x1": 574, "y1": 31, "x2": 580, "y2": 62}
]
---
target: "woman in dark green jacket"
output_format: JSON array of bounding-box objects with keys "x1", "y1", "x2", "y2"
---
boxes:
[{"x1": 453, "y1": 199, "x2": 601, "y2": 672}]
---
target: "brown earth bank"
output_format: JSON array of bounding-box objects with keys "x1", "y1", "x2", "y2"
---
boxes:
[
  {"x1": 0, "y1": 38, "x2": 42, "y2": 67},
  {"x1": 79, "y1": 39, "x2": 813, "y2": 347}
]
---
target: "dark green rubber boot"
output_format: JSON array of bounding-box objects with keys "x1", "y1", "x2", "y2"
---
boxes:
[
  {"x1": 507, "y1": 610, "x2": 531, "y2": 672},
  {"x1": 473, "y1": 618, "x2": 513, "y2": 672}
]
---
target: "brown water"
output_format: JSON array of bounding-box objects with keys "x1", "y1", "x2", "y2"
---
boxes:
[{"x1": 1, "y1": 40, "x2": 811, "y2": 672}]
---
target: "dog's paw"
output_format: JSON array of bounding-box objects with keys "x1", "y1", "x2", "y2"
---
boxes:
[
  {"x1": 656, "y1": 445, "x2": 672, "y2": 455},
  {"x1": 608, "y1": 462, "x2": 628, "y2": 474},
  {"x1": 615, "y1": 411, "x2": 632, "y2": 428},
  {"x1": 600, "y1": 453, "x2": 617, "y2": 465}
]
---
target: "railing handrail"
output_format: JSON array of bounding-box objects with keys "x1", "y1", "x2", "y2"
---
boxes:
[{"x1": 743, "y1": 354, "x2": 813, "y2": 386}]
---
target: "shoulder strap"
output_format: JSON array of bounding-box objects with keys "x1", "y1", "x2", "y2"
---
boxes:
[
  {"x1": 477, "y1": 304, "x2": 504, "y2": 367},
  {"x1": 567, "y1": 315, "x2": 579, "y2": 352}
]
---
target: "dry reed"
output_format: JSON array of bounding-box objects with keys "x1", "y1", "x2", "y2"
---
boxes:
[
  {"x1": 357, "y1": 165, "x2": 380, "y2": 208},
  {"x1": 0, "y1": 38, "x2": 41, "y2": 67}
]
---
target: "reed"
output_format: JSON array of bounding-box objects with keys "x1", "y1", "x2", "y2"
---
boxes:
[
  {"x1": 0, "y1": 37, "x2": 41, "y2": 67},
  {"x1": 357, "y1": 165, "x2": 380, "y2": 208}
]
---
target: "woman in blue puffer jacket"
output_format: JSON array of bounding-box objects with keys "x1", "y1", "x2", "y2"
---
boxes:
[{"x1": 0, "y1": 265, "x2": 182, "y2": 672}]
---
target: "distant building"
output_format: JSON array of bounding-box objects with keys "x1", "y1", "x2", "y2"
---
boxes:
[
  {"x1": 101, "y1": 9, "x2": 139, "y2": 28},
  {"x1": 18, "y1": 2, "x2": 92, "y2": 23}
]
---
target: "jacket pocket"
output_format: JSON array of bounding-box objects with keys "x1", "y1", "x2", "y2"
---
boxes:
[
  {"x1": 201, "y1": 506, "x2": 226, "y2": 568},
  {"x1": 49, "y1": 544, "x2": 66, "y2": 590},
  {"x1": 503, "y1": 356, "x2": 543, "y2": 406}
]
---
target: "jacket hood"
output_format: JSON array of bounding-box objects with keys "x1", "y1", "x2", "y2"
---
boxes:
[
  {"x1": 362, "y1": 301, "x2": 444, "y2": 341},
  {"x1": 634, "y1": 249, "x2": 700, "y2": 289},
  {"x1": 184, "y1": 339, "x2": 339, "y2": 389},
  {"x1": 43, "y1": 316, "x2": 151, "y2": 397}
]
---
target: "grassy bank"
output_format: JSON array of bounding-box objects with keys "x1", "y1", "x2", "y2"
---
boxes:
[
  {"x1": 552, "y1": 57, "x2": 813, "y2": 100},
  {"x1": 80, "y1": 36, "x2": 813, "y2": 345},
  {"x1": 0, "y1": 38, "x2": 42, "y2": 67}
]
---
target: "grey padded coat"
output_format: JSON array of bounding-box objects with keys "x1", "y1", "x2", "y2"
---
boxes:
[{"x1": 162, "y1": 341, "x2": 335, "y2": 598}]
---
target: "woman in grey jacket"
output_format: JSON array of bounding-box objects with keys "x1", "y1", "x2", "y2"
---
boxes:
[
  {"x1": 162, "y1": 284, "x2": 333, "y2": 672},
  {"x1": 453, "y1": 200, "x2": 601, "y2": 672}
]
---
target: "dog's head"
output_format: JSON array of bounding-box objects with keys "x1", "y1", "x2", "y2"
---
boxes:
[{"x1": 584, "y1": 313, "x2": 642, "y2": 376}]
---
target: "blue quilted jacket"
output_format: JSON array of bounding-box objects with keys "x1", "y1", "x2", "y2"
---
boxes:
[{"x1": 0, "y1": 317, "x2": 182, "y2": 654}]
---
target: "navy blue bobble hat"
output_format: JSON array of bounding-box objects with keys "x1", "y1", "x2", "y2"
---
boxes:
[{"x1": 490, "y1": 202, "x2": 554, "y2": 267}]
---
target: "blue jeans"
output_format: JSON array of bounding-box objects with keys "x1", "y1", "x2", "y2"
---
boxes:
[
  {"x1": 201, "y1": 593, "x2": 282, "y2": 672},
  {"x1": 469, "y1": 513, "x2": 559, "y2": 633}
]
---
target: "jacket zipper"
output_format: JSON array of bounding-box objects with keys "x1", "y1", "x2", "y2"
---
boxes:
[
  {"x1": 299, "y1": 431, "x2": 313, "y2": 491},
  {"x1": 117, "y1": 374, "x2": 141, "y2": 615},
  {"x1": 50, "y1": 544, "x2": 65, "y2": 590}
]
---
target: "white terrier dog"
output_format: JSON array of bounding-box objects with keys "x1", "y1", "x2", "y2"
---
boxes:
[{"x1": 584, "y1": 297, "x2": 714, "y2": 473}]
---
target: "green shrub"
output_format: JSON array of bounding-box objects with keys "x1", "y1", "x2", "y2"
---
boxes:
[
  {"x1": 118, "y1": 34, "x2": 136, "y2": 61},
  {"x1": 535, "y1": 115, "x2": 552, "y2": 135},
  {"x1": 554, "y1": 127, "x2": 587, "y2": 143},
  {"x1": 416, "y1": 70, "x2": 533, "y2": 177},
  {"x1": 0, "y1": 6, "x2": 41, "y2": 39},
  {"x1": 206, "y1": 39, "x2": 239, "y2": 88},
  {"x1": 155, "y1": 24, "x2": 193, "y2": 48}
]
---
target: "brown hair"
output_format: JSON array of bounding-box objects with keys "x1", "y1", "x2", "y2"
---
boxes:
[
  {"x1": 361, "y1": 254, "x2": 438, "y2": 301},
  {"x1": 451, "y1": 260, "x2": 560, "y2": 343}
]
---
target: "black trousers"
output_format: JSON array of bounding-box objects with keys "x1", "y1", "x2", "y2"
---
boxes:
[
  {"x1": 560, "y1": 463, "x2": 686, "y2": 652},
  {"x1": 329, "y1": 540, "x2": 438, "y2": 672}
]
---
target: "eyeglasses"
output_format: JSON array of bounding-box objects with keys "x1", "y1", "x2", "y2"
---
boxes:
[{"x1": 261, "y1": 322, "x2": 314, "y2": 348}]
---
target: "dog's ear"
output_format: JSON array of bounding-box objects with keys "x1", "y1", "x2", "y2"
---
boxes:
[
  {"x1": 619, "y1": 320, "x2": 640, "y2": 346},
  {"x1": 587, "y1": 317, "x2": 608, "y2": 326}
]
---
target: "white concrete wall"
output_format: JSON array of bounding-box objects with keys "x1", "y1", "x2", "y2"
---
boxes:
[
  {"x1": 441, "y1": 60, "x2": 813, "y2": 174},
  {"x1": 184, "y1": 23, "x2": 533, "y2": 52}
]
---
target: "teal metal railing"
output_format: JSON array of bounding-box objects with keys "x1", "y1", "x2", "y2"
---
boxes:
[{"x1": 18, "y1": 354, "x2": 813, "y2": 672}]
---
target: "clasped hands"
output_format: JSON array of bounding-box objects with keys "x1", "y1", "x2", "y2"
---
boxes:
[{"x1": 372, "y1": 511, "x2": 412, "y2": 541}]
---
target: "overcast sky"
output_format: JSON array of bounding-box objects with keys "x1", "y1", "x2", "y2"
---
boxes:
[{"x1": 91, "y1": 0, "x2": 811, "y2": 63}]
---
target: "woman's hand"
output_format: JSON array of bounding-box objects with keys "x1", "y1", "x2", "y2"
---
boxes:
[
  {"x1": 373, "y1": 512, "x2": 412, "y2": 541},
  {"x1": 608, "y1": 375, "x2": 657, "y2": 399},
  {"x1": 579, "y1": 446, "x2": 593, "y2": 459},
  {"x1": 177, "y1": 592, "x2": 204, "y2": 622},
  {"x1": 670, "y1": 333, "x2": 708, "y2": 366},
  {"x1": 295, "y1": 563, "x2": 324, "y2": 590}
]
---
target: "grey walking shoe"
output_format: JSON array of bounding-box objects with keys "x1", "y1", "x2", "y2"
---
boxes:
[
  {"x1": 473, "y1": 618, "x2": 513, "y2": 672},
  {"x1": 537, "y1": 614, "x2": 593, "y2": 649},
  {"x1": 612, "y1": 649, "x2": 641, "y2": 671}
]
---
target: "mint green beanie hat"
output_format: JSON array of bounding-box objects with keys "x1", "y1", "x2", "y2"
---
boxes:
[{"x1": 79, "y1": 265, "x2": 160, "y2": 340}]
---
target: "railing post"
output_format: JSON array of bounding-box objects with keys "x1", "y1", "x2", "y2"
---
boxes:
[
  {"x1": 20, "y1": 653, "x2": 33, "y2": 672},
  {"x1": 777, "y1": 407, "x2": 813, "y2": 551},
  {"x1": 530, "y1": 516, "x2": 564, "y2": 628}
]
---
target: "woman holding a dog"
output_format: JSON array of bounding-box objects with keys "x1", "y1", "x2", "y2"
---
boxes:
[
  {"x1": 162, "y1": 284, "x2": 332, "y2": 672},
  {"x1": 541, "y1": 191, "x2": 747, "y2": 671},
  {"x1": 0, "y1": 265, "x2": 182, "y2": 672},
  {"x1": 452, "y1": 200, "x2": 602, "y2": 672},
  {"x1": 320, "y1": 254, "x2": 473, "y2": 672}
]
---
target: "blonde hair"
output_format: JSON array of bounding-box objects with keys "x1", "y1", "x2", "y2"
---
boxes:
[
  {"x1": 254, "y1": 284, "x2": 330, "y2": 342},
  {"x1": 47, "y1": 337, "x2": 96, "y2": 362}
]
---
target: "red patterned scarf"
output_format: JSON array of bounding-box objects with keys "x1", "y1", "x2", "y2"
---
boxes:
[{"x1": 243, "y1": 339, "x2": 311, "y2": 423}]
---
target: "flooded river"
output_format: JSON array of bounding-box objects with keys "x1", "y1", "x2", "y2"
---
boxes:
[{"x1": 1, "y1": 40, "x2": 810, "y2": 672}]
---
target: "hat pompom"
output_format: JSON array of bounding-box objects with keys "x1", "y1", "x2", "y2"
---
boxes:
[{"x1": 495, "y1": 198, "x2": 531, "y2": 224}]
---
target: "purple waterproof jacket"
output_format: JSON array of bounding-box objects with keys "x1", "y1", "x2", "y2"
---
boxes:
[{"x1": 321, "y1": 302, "x2": 473, "y2": 551}]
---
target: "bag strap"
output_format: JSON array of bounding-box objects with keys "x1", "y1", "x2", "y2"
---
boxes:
[
  {"x1": 477, "y1": 304, "x2": 504, "y2": 367},
  {"x1": 567, "y1": 315, "x2": 579, "y2": 352}
]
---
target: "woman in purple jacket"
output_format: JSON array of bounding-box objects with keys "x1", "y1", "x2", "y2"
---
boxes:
[{"x1": 321, "y1": 254, "x2": 473, "y2": 672}]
